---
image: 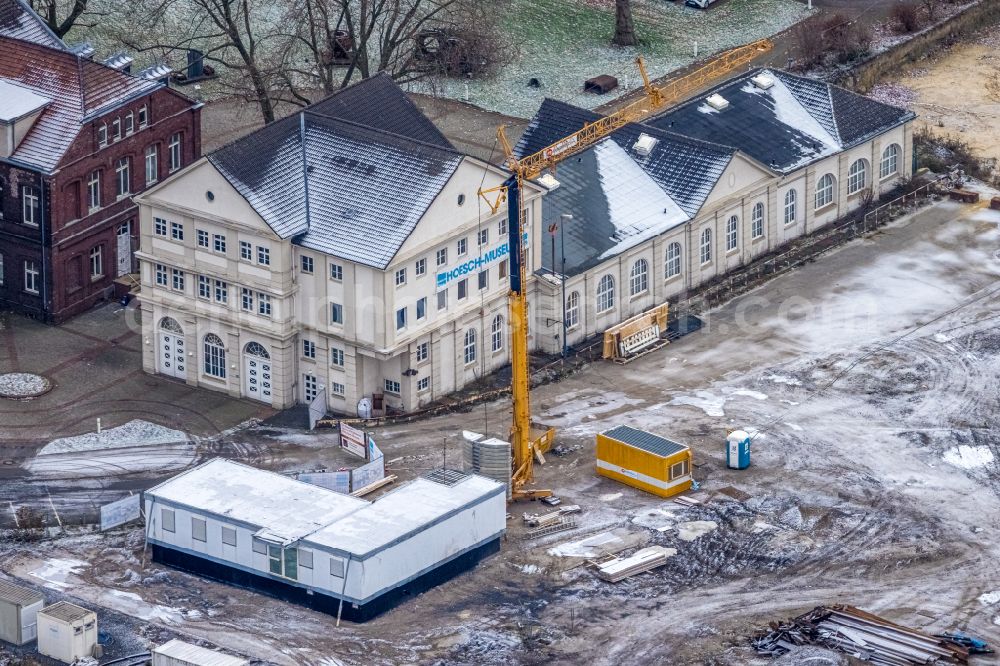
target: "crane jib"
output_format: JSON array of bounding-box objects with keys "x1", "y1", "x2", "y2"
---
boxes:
[{"x1": 505, "y1": 175, "x2": 523, "y2": 295}]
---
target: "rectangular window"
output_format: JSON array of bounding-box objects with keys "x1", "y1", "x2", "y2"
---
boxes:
[
  {"x1": 478, "y1": 270, "x2": 488, "y2": 291},
  {"x1": 498, "y1": 218, "x2": 508, "y2": 237},
  {"x1": 90, "y1": 246, "x2": 104, "y2": 279},
  {"x1": 240, "y1": 241, "x2": 252, "y2": 260},
  {"x1": 669, "y1": 459, "x2": 690, "y2": 480},
  {"x1": 457, "y1": 238, "x2": 467, "y2": 256},
  {"x1": 331, "y1": 347, "x2": 344, "y2": 366},
  {"x1": 144, "y1": 145, "x2": 158, "y2": 186},
  {"x1": 268, "y1": 544, "x2": 281, "y2": 575},
  {"x1": 396, "y1": 307, "x2": 407, "y2": 330},
  {"x1": 478, "y1": 229, "x2": 488, "y2": 246},
  {"x1": 257, "y1": 246, "x2": 270, "y2": 266},
  {"x1": 329, "y1": 263, "x2": 342, "y2": 280},
  {"x1": 437, "y1": 289, "x2": 447, "y2": 311},
  {"x1": 112, "y1": 117, "x2": 121, "y2": 140},
  {"x1": 330, "y1": 556, "x2": 345, "y2": 578},
  {"x1": 170, "y1": 221, "x2": 183, "y2": 241},
  {"x1": 115, "y1": 157, "x2": 130, "y2": 197},
  {"x1": 214, "y1": 280, "x2": 228, "y2": 304},
  {"x1": 332, "y1": 382, "x2": 345, "y2": 396},
  {"x1": 155, "y1": 264, "x2": 167, "y2": 286},
  {"x1": 221, "y1": 526, "x2": 237, "y2": 546},
  {"x1": 88, "y1": 171, "x2": 101, "y2": 209},
  {"x1": 298, "y1": 548, "x2": 313, "y2": 569},
  {"x1": 241, "y1": 287, "x2": 253, "y2": 312},
  {"x1": 499, "y1": 259, "x2": 508, "y2": 280},
  {"x1": 138, "y1": 105, "x2": 148, "y2": 128},
  {"x1": 169, "y1": 132, "x2": 182, "y2": 171},
  {"x1": 252, "y1": 537, "x2": 267, "y2": 554},
  {"x1": 198, "y1": 275, "x2": 210, "y2": 299},
  {"x1": 257, "y1": 293, "x2": 271, "y2": 317},
  {"x1": 154, "y1": 217, "x2": 167, "y2": 237},
  {"x1": 415, "y1": 342, "x2": 428, "y2": 362},
  {"x1": 330, "y1": 302, "x2": 343, "y2": 324},
  {"x1": 417, "y1": 376, "x2": 430, "y2": 392},
  {"x1": 384, "y1": 379, "x2": 401, "y2": 394},
  {"x1": 283, "y1": 546, "x2": 297, "y2": 579},
  {"x1": 395, "y1": 268, "x2": 406, "y2": 286},
  {"x1": 97, "y1": 123, "x2": 107, "y2": 146},
  {"x1": 124, "y1": 111, "x2": 134, "y2": 135},
  {"x1": 191, "y1": 517, "x2": 207, "y2": 542},
  {"x1": 304, "y1": 373, "x2": 318, "y2": 402},
  {"x1": 171, "y1": 268, "x2": 183, "y2": 291},
  {"x1": 457, "y1": 278, "x2": 468, "y2": 300},
  {"x1": 21, "y1": 187, "x2": 39, "y2": 226},
  {"x1": 213, "y1": 234, "x2": 226, "y2": 253},
  {"x1": 302, "y1": 339, "x2": 316, "y2": 359},
  {"x1": 416, "y1": 297, "x2": 426, "y2": 320},
  {"x1": 197, "y1": 229, "x2": 209, "y2": 247},
  {"x1": 161, "y1": 508, "x2": 175, "y2": 532},
  {"x1": 436, "y1": 248, "x2": 447, "y2": 266},
  {"x1": 301, "y1": 255, "x2": 314, "y2": 273},
  {"x1": 415, "y1": 258, "x2": 426, "y2": 276}
]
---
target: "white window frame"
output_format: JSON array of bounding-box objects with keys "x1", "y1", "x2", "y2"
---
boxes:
[
  {"x1": 23, "y1": 260, "x2": 39, "y2": 294},
  {"x1": 240, "y1": 241, "x2": 252, "y2": 260},
  {"x1": 170, "y1": 221, "x2": 183, "y2": 241},
  {"x1": 415, "y1": 342, "x2": 428, "y2": 363},
  {"x1": 726, "y1": 215, "x2": 738, "y2": 252},
  {"x1": 331, "y1": 347, "x2": 345, "y2": 366},
  {"x1": 417, "y1": 376, "x2": 430, "y2": 392},
  {"x1": 301, "y1": 255, "x2": 314, "y2": 273},
  {"x1": 815, "y1": 174, "x2": 835, "y2": 209},
  {"x1": 566, "y1": 291, "x2": 580, "y2": 328},
  {"x1": 848, "y1": 159, "x2": 868, "y2": 195},
  {"x1": 463, "y1": 328, "x2": 477, "y2": 364},
  {"x1": 783, "y1": 189, "x2": 797, "y2": 225},
  {"x1": 665, "y1": 242, "x2": 682, "y2": 279},
  {"x1": 87, "y1": 171, "x2": 101, "y2": 210},
  {"x1": 629, "y1": 259, "x2": 648, "y2": 296},
  {"x1": 145, "y1": 145, "x2": 158, "y2": 186},
  {"x1": 384, "y1": 379, "x2": 401, "y2": 395},
  {"x1": 329, "y1": 262, "x2": 342, "y2": 280},
  {"x1": 330, "y1": 302, "x2": 343, "y2": 325},
  {"x1": 880, "y1": 144, "x2": 899, "y2": 179},
  {"x1": 751, "y1": 203, "x2": 765, "y2": 239},
  {"x1": 168, "y1": 132, "x2": 182, "y2": 172},
  {"x1": 395, "y1": 268, "x2": 406, "y2": 286},
  {"x1": 203, "y1": 334, "x2": 226, "y2": 378},
  {"x1": 396, "y1": 307, "x2": 407, "y2": 331},
  {"x1": 115, "y1": 157, "x2": 130, "y2": 198},
  {"x1": 597, "y1": 275, "x2": 614, "y2": 313},
  {"x1": 90, "y1": 246, "x2": 104, "y2": 279},
  {"x1": 436, "y1": 248, "x2": 448, "y2": 266},
  {"x1": 700, "y1": 228, "x2": 712, "y2": 264},
  {"x1": 21, "y1": 186, "x2": 39, "y2": 226},
  {"x1": 491, "y1": 315, "x2": 504, "y2": 352},
  {"x1": 213, "y1": 234, "x2": 226, "y2": 254},
  {"x1": 415, "y1": 257, "x2": 426, "y2": 276}
]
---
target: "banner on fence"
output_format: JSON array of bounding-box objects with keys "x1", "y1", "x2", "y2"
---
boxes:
[
  {"x1": 351, "y1": 456, "x2": 385, "y2": 492},
  {"x1": 368, "y1": 436, "x2": 382, "y2": 461},
  {"x1": 298, "y1": 471, "x2": 351, "y2": 494},
  {"x1": 100, "y1": 494, "x2": 141, "y2": 531},
  {"x1": 340, "y1": 422, "x2": 366, "y2": 458},
  {"x1": 308, "y1": 385, "x2": 326, "y2": 431}
]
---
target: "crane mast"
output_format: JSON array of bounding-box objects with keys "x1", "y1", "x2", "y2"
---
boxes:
[{"x1": 480, "y1": 39, "x2": 773, "y2": 501}]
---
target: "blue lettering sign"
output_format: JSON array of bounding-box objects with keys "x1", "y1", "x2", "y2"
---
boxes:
[{"x1": 435, "y1": 234, "x2": 528, "y2": 290}]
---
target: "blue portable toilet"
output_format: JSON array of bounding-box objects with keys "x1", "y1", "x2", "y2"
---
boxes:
[{"x1": 726, "y1": 430, "x2": 751, "y2": 469}]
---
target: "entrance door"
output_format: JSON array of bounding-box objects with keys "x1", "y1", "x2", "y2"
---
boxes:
[
  {"x1": 243, "y1": 342, "x2": 272, "y2": 403},
  {"x1": 157, "y1": 317, "x2": 186, "y2": 379}
]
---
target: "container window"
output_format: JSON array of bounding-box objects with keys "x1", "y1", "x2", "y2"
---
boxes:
[
  {"x1": 299, "y1": 548, "x2": 313, "y2": 569},
  {"x1": 192, "y1": 517, "x2": 207, "y2": 542},
  {"x1": 74, "y1": 626, "x2": 83, "y2": 635},
  {"x1": 221, "y1": 526, "x2": 237, "y2": 546},
  {"x1": 283, "y1": 547, "x2": 297, "y2": 579},
  {"x1": 330, "y1": 556, "x2": 345, "y2": 578},
  {"x1": 268, "y1": 545, "x2": 282, "y2": 575},
  {"x1": 252, "y1": 537, "x2": 267, "y2": 554},
  {"x1": 670, "y1": 460, "x2": 689, "y2": 480},
  {"x1": 161, "y1": 508, "x2": 175, "y2": 533}
]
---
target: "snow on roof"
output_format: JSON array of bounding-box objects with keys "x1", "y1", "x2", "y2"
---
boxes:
[
  {"x1": 145, "y1": 459, "x2": 368, "y2": 544},
  {"x1": 304, "y1": 475, "x2": 504, "y2": 557},
  {"x1": 152, "y1": 639, "x2": 249, "y2": 666},
  {"x1": 0, "y1": 80, "x2": 50, "y2": 121}
]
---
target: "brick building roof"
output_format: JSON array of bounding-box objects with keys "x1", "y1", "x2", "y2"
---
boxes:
[{"x1": 0, "y1": 0, "x2": 65, "y2": 50}]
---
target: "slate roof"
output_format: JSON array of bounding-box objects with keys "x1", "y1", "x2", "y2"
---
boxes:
[
  {"x1": 0, "y1": 0, "x2": 65, "y2": 50},
  {"x1": 0, "y1": 36, "x2": 163, "y2": 172},
  {"x1": 648, "y1": 68, "x2": 915, "y2": 173},
  {"x1": 208, "y1": 75, "x2": 463, "y2": 270},
  {"x1": 601, "y1": 425, "x2": 688, "y2": 458}
]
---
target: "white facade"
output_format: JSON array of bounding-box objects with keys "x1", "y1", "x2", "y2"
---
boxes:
[
  {"x1": 136, "y1": 157, "x2": 541, "y2": 414},
  {"x1": 37, "y1": 602, "x2": 97, "y2": 665},
  {"x1": 143, "y1": 459, "x2": 507, "y2": 607}
]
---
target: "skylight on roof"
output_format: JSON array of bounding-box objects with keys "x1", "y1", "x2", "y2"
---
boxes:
[
  {"x1": 751, "y1": 74, "x2": 775, "y2": 90},
  {"x1": 706, "y1": 94, "x2": 730, "y2": 111}
]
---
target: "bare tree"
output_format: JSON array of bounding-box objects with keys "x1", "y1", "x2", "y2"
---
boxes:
[
  {"x1": 612, "y1": 0, "x2": 637, "y2": 47},
  {"x1": 28, "y1": 0, "x2": 97, "y2": 38}
]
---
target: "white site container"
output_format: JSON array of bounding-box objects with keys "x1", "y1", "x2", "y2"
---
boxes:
[
  {"x1": 37, "y1": 601, "x2": 97, "y2": 664},
  {"x1": 0, "y1": 579, "x2": 44, "y2": 645},
  {"x1": 152, "y1": 638, "x2": 250, "y2": 666}
]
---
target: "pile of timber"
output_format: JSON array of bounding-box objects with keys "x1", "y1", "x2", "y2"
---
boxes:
[
  {"x1": 594, "y1": 546, "x2": 675, "y2": 583},
  {"x1": 522, "y1": 505, "x2": 581, "y2": 527},
  {"x1": 752, "y1": 605, "x2": 969, "y2": 665}
]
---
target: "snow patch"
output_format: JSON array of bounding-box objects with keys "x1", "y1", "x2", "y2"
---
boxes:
[
  {"x1": 942, "y1": 445, "x2": 994, "y2": 469},
  {"x1": 677, "y1": 521, "x2": 718, "y2": 541},
  {"x1": 631, "y1": 507, "x2": 677, "y2": 531},
  {"x1": 28, "y1": 558, "x2": 89, "y2": 590},
  {"x1": 933, "y1": 333, "x2": 953, "y2": 343},
  {"x1": 518, "y1": 564, "x2": 541, "y2": 575},
  {"x1": 38, "y1": 419, "x2": 188, "y2": 456},
  {"x1": 599, "y1": 492, "x2": 623, "y2": 502},
  {"x1": 669, "y1": 388, "x2": 767, "y2": 416},
  {"x1": 979, "y1": 591, "x2": 1000, "y2": 605},
  {"x1": 547, "y1": 532, "x2": 623, "y2": 558},
  {"x1": 766, "y1": 374, "x2": 802, "y2": 386}
]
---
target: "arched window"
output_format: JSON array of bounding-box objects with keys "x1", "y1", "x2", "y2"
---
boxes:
[
  {"x1": 751, "y1": 203, "x2": 765, "y2": 239},
  {"x1": 463, "y1": 328, "x2": 477, "y2": 364},
  {"x1": 204, "y1": 333, "x2": 226, "y2": 378},
  {"x1": 159, "y1": 316, "x2": 183, "y2": 334},
  {"x1": 629, "y1": 259, "x2": 648, "y2": 296},
  {"x1": 597, "y1": 275, "x2": 615, "y2": 312},
  {"x1": 566, "y1": 291, "x2": 580, "y2": 328},
  {"x1": 726, "y1": 215, "x2": 739, "y2": 251},
  {"x1": 491, "y1": 315, "x2": 504, "y2": 352},
  {"x1": 815, "y1": 174, "x2": 835, "y2": 209},
  {"x1": 880, "y1": 144, "x2": 900, "y2": 179},
  {"x1": 784, "y1": 189, "x2": 797, "y2": 225},
  {"x1": 245, "y1": 341, "x2": 270, "y2": 359},
  {"x1": 700, "y1": 228, "x2": 712, "y2": 264},
  {"x1": 848, "y1": 159, "x2": 868, "y2": 194},
  {"x1": 665, "y1": 242, "x2": 682, "y2": 279}
]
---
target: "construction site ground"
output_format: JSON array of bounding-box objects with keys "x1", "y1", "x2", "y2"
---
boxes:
[{"x1": 4, "y1": 187, "x2": 1000, "y2": 664}]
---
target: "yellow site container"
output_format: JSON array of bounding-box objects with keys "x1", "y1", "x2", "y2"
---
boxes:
[{"x1": 596, "y1": 425, "x2": 693, "y2": 498}]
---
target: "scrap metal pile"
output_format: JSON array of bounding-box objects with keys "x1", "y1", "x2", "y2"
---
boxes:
[{"x1": 752, "y1": 606, "x2": 971, "y2": 665}]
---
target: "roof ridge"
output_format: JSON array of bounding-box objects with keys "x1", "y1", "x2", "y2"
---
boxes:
[
  {"x1": 770, "y1": 68, "x2": 844, "y2": 144},
  {"x1": 302, "y1": 108, "x2": 464, "y2": 157}
]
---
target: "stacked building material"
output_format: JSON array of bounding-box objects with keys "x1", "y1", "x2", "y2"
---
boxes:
[
  {"x1": 752, "y1": 606, "x2": 969, "y2": 665},
  {"x1": 595, "y1": 546, "x2": 675, "y2": 582}
]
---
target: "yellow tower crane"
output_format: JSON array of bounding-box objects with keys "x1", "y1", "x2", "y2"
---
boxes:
[{"x1": 479, "y1": 39, "x2": 773, "y2": 501}]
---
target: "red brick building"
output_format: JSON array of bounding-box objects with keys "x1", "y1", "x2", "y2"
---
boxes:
[{"x1": 0, "y1": 32, "x2": 201, "y2": 322}]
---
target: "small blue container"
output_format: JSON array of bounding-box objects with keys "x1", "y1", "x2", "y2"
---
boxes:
[{"x1": 726, "y1": 430, "x2": 751, "y2": 469}]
